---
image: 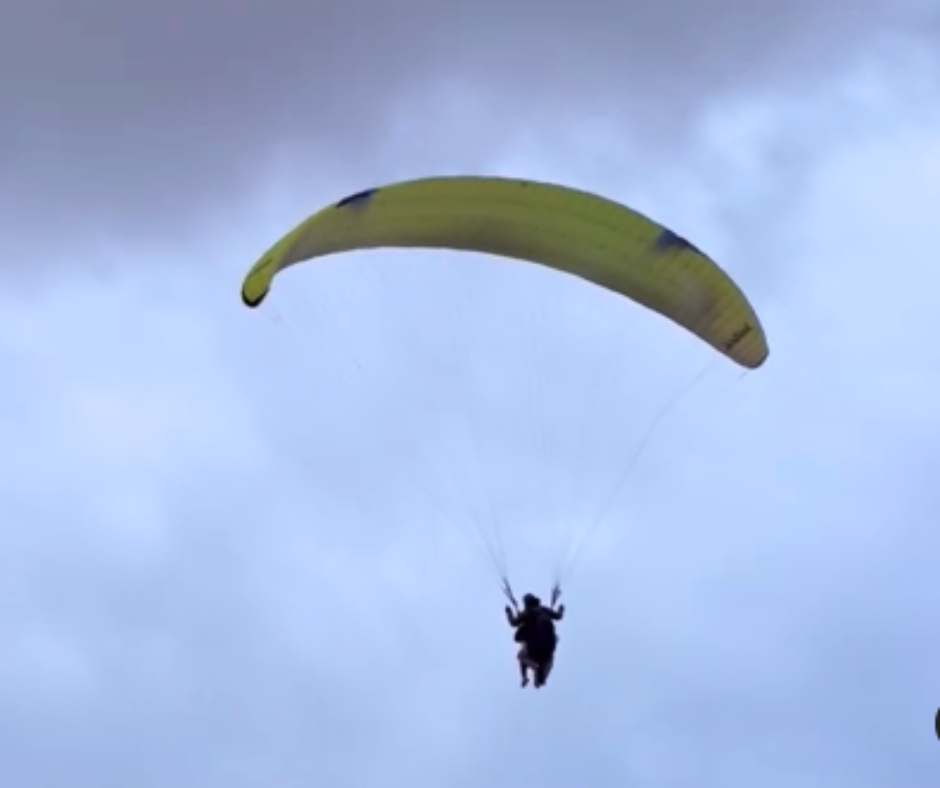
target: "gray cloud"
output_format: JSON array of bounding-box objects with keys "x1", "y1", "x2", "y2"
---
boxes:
[{"x1": 1, "y1": 0, "x2": 927, "y2": 264}]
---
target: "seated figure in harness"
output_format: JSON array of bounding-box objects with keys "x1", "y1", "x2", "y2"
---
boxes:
[{"x1": 505, "y1": 592, "x2": 565, "y2": 688}]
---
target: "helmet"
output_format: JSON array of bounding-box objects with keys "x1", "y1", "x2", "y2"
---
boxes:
[{"x1": 523, "y1": 593, "x2": 540, "y2": 609}]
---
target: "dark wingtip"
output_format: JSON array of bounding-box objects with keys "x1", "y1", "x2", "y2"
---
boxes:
[{"x1": 241, "y1": 288, "x2": 267, "y2": 308}]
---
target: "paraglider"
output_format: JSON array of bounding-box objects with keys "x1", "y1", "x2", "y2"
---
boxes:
[
  {"x1": 240, "y1": 175, "x2": 769, "y2": 369},
  {"x1": 505, "y1": 591, "x2": 565, "y2": 689},
  {"x1": 240, "y1": 175, "x2": 769, "y2": 689}
]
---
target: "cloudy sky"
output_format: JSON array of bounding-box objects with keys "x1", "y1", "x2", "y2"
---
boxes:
[{"x1": 3, "y1": 2, "x2": 940, "y2": 786}]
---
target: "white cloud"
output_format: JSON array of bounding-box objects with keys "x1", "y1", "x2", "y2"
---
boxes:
[{"x1": 2, "y1": 20, "x2": 940, "y2": 788}]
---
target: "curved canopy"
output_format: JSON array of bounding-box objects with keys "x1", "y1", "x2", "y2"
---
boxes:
[{"x1": 241, "y1": 176, "x2": 768, "y2": 368}]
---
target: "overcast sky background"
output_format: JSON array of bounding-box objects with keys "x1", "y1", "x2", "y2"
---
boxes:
[{"x1": 2, "y1": 2, "x2": 940, "y2": 787}]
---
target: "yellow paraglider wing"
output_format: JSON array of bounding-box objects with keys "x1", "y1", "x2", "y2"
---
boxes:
[{"x1": 241, "y1": 177, "x2": 768, "y2": 369}]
